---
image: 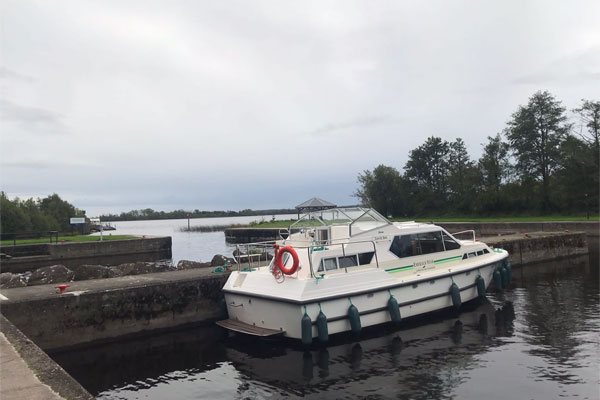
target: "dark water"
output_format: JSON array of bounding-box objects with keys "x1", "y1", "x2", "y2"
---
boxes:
[{"x1": 51, "y1": 253, "x2": 599, "y2": 400}]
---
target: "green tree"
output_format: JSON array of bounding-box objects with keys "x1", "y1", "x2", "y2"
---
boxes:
[
  {"x1": 572, "y1": 99, "x2": 599, "y2": 215},
  {"x1": 505, "y1": 91, "x2": 571, "y2": 212},
  {"x1": 355, "y1": 165, "x2": 407, "y2": 217},
  {"x1": 0, "y1": 193, "x2": 30, "y2": 233},
  {"x1": 21, "y1": 198, "x2": 58, "y2": 232},
  {"x1": 404, "y1": 136, "x2": 450, "y2": 214},
  {"x1": 39, "y1": 193, "x2": 83, "y2": 231},
  {"x1": 553, "y1": 135, "x2": 597, "y2": 212},
  {"x1": 447, "y1": 138, "x2": 478, "y2": 214},
  {"x1": 572, "y1": 99, "x2": 600, "y2": 159},
  {"x1": 405, "y1": 136, "x2": 450, "y2": 195},
  {"x1": 478, "y1": 133, "x2": 511, "y2": 213}
]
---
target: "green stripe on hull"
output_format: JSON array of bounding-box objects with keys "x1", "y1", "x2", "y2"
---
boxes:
[
  {"x1": 385, "y1": 265, "x2": 414, "y2": 274},
  {"x1": 434, "y1": 256, "x2": 462, "y2": 264}
]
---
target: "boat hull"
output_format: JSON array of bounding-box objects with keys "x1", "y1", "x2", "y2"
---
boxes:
[{"x1": 222, "y1": 257, "x2": 507, "y2": 340}]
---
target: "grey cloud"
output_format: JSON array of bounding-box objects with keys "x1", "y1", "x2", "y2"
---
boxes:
[
  {"x1": 1, "y1": 1, "x2": 599, "y2": 215},
  {"x1": 2, "y1": 160, "x2": 94, "y2": 169},
  {"x1": 0, "y1": 100, "x2": 66, "y2": 134},
  {"x1": 309, "y1": 115, "x2": 391, "y2": 136},
  {"x1": 0, "y1": 67, "x2": 35, "y2": 82},
  {"x1": 513, "y1": 47, "x2": 600, "y2": 85},
  {"x1": 513, "y1": 71, "x2": 600, "y2": 85},
  {"x1": 1, "y1": 161, "x2": 55, "y2": 169}
]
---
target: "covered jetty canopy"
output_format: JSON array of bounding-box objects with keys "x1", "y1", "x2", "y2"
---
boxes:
[{"x1": 295, "y1": 197, "x2": 336, "y2": 218}]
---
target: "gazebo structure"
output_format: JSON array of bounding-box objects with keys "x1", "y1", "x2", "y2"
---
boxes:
[{"x1": 295, "y1": 197, "x2": 337, "y2": 219}]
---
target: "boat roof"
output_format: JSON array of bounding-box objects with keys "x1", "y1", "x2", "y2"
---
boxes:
[
  {"x1": 295, "y1": 197, "x2": 337, "y2": 209},
  {"x1": 290, "y1": 207, "x2": 391, "y2": 230}
]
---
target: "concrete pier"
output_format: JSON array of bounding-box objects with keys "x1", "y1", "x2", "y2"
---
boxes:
[
  {"x1": 0, "y1": 315, "x2": 93, "y2": 399},
  {"x1": 0, "y1": 268, "x2": 229, "y2": 351},
  {"x1": 1, "y1": 236, "x2": 172, "y2": 273},
  {"x1": 484, "y1": 231, "x2": 588, "y2": 266}
]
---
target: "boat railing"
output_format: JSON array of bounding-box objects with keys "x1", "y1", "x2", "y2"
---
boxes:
[
  {"x1": 234, "y1": 241, "x2": 278, "y2": 271},
  {"x1": 234, "y1": 239, "x2": 380, "y2": 277},
  {"x1": 451, "y1": 230, "x2": 476, "y2": 242}
]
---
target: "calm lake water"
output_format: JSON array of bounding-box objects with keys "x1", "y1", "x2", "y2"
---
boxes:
[
  {"x1": 93, "y1": 215, "x2": 296, "y2": 264},
  {"x1": 51, "y1": 253, "x2": 599, "y2": 400}
]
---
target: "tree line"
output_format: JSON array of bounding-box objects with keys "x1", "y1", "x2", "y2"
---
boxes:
[
  {"x1": 355, "y1": 91, "x2": 599, "y2": 217},
  {"x1": 0, "y1": 192, "x2": 297, "y2": 234},
  {"x1": 0, "y1": 193, "x2": 86, "y2": 234},
  {"x1": 99, "y1": 208, "x2": 296, "y2": 221}
]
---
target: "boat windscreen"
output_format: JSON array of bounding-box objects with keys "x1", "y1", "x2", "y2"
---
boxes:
[
  {"x1": 290, "y1": 207, "x2": 390, "y2": 230},
  {"x1": 349, "y1": 209, "x2": 390, "y2": 233},
  {"x1": 292, "y1": 209, "x2": 353, "y2": 228}
]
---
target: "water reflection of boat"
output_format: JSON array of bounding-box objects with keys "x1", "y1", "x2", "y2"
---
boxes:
[
  {"x1": 219, "y1": 207, "x2": 510, "y2": 343},
  {"x1": 224, "y1": 299, "x2": 515, "y2": 397}
]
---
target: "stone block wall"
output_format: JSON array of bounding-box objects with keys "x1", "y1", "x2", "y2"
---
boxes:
[{"x1": 1, "y1": 271, "x2": 229, "y2": 351}]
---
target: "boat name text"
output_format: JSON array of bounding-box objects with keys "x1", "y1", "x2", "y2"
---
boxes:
[{"x1": 414, "y1": 259, "x2": 435, "y2": 268}]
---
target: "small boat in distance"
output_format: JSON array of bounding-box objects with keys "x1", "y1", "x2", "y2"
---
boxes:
[{"x1": 217, "y1": 207, "x2": 510, "y2": 344}]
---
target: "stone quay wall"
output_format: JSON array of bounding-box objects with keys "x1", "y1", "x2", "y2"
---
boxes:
[
  {"x1": 225, "y1": 221, "x2": 599, "y2": 249},
  {"x1": 0, "y1": 268, "x2": 229, "y2": 351},
  {"x1": 0, "y1": 237, "x2": 172, "y2": 273},
  {"x1": 484, "y1": 232, "x2": 589, "y2": 266}
]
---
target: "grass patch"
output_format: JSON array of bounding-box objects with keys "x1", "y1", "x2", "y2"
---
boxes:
[
  {"x1": 1, "y1": 235, "x2": 138, "y2": 245},
  {"x1": 179, "y1": 224, "x2": 247, "y2": 232},
  {"x1": 244, "y1": 219, "x2": 297, "y2": 228}
]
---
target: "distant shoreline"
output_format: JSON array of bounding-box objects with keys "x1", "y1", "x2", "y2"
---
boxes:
[{"x1": 99, "y1": 208, "x2": 297, "y2": 222}]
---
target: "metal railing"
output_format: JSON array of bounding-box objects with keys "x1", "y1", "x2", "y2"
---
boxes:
[
  {"x1": 0, "y1": 231, "x2": 59, "y2": 246},
  {"x1": 234, "y1": 238, "x2": 381, "y2": 278},
  {"x1": 234, "y1": 241, "x2": 277, "y2": 270},
  {"x1": 451, "y1": 230, "x2": 477, "y2": 242}
]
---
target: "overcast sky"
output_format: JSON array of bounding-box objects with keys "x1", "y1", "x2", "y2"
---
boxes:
[{"x1": 1, "y1": 1, "x2": 599, "y2": 216}]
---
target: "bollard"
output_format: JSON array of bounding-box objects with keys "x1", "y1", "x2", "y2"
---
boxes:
[{"x1": 55, "y1": 284, "x2": 69, "y2": 294}]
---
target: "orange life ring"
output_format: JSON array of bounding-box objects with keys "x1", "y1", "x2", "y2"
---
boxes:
[{"x1": 275, "y1": 246, "x2": 299, "y2": 275}]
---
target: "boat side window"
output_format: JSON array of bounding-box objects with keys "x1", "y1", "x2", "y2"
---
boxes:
[
  {"x1": 462, "y1": 249, "x2": 489, "y2": 260},
  {"x1": 318, "y1": 253, "x2": 368, "y2": 272},
  {"x1": 316, "y1": 228, "x2": 329, "y2": 244},
  {"x1": 358, "y1": 251, "x2": 374, "y2": 265},
  {"x1": 442, "y1": 232, "x2": 461, "y2": 250},
  {"x1": 390, "y1": 235, "x2": 419, "y2": 258},
  {"x1": 320, "y1": 257, "x2": 338, "y2": 271},
  {"x1": 417, "y1": 231, "x2": 444, "y2": 254},
  {"x1": 391, "y1": 232, "x2": 447, "y2": 258},
  {"x1": 339, "y1": 255, "x2": 358, "y2": 269}
]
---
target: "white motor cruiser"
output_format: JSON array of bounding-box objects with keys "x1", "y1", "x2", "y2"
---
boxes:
[{"x1": 217, "y1": 207, "x2": 510, "y2": 344}]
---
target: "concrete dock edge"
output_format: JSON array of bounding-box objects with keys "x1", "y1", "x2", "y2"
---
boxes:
[{"x1": 0, "y1": 314, "x2": 94, "y2": 400}]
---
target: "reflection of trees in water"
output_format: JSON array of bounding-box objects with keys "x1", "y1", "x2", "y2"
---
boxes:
[
  {"x1": 516, "y1": 256, "x2": 598, "y2": 385},
  {"x1": 391, "y1": 310, "x2": 515, "y2": 400}
]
